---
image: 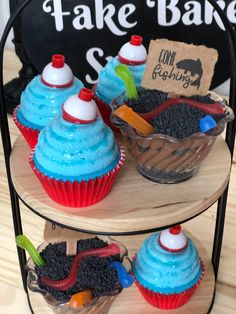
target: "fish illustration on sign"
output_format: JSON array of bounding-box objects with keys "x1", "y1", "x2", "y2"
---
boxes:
[{"x1": 176, "y1": 58, "x2": 203, "y2": 90}]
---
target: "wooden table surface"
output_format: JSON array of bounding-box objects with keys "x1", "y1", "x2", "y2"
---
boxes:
[{"x1": 0, "y1": 50, "x2": 236, "y2": 314}]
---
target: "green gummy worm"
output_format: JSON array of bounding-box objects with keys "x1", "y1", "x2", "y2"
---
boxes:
[
  {"x1": 115, "y1": 64, "x2": 139, "y2": 100},
  {"x1": 16, "y1": 235, "x2": 45, "y2": 267}
]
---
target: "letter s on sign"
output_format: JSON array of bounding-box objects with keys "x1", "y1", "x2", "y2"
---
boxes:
[{"x1": 86, "y1": 47, "x2": 113, "y2": 85}]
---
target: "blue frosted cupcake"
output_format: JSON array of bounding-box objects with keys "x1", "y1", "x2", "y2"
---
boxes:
[
  {"x1": 133, "y1": 225, "x2": 204, "y2": 309},
  {"x1": 94, "y1": 35, "x2": 147, "y2": 129},
  {"x1": 29, "y1": 88, "x2": 125, "y2": 209},
  {"x1": 13, "y1": 54, "x2": 83, "y2": 148}
]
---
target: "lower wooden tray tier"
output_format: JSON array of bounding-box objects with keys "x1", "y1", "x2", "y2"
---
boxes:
[
  {"x1": 10, "y1": 135, "x2": 231, "y2": 234},
  {"x1": 28, "y1": 231, "x2": 215, "y2": 314}
]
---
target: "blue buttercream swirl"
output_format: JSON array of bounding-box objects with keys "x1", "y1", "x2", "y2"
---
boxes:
[
  {"x1": 17, "y1": 75, "x2": 83, "y2": 130},
  {"x1": 33, "y1": 115, "x2": 120, "y2": 182},
  {"x1": 95, "y1": 56, "x2": 145, "y2": 104},
  {"x1": 133, "y1": 233, "x2": 202, "y2": 294}
]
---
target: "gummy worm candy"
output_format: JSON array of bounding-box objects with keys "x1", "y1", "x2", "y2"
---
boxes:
[
  {"x1": 199, "y1": 115, "x2": 217, "y2": 133},
  {"x1": 115, "y1": 64, "x2": 139, "y2": 100},
  {"x1": 69, "y1": 290, "x2": 92, "y2": 308},
  {"x1": 114, "y1": 104, "x2": 155, "y2": 136},
  {"x1": 140, "y1": 97, "x2": 225, "y2": 122},
  {"x1": 109, "y1": 261, "x2": 134, "y2": 288},
  {"x1": 40, "y1": 243, "x2": 120, "y2": 291},
  {"x1": 16, "y1": 235, "x2": 45, "y2": 267}
]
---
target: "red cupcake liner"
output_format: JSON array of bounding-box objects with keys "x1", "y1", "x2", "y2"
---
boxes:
[
  {"x1": 134, "y1": 261, "x2": 205, "y2": 309},
  {"x1": 28, "y1": 147, "x2": 125, "y2": 210},
  {"x1": 13, "y1": 105, "x2": 39, "y2": 148},
  {"x1": 93, "y1": 91, "x2": 120, "y2": 133}
]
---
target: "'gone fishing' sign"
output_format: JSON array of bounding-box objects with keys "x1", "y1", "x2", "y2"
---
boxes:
[{"x1": 142, "y1": 39, "x2": 218, "y2": 96}]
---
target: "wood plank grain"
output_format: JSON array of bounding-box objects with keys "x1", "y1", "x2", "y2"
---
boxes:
[{"x1": 10, "y1": 135, "x2": 231, "y2": 233}]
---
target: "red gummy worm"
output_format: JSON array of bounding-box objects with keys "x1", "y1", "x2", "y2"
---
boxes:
[
  {"x1": 40, "y1": 243, "x2": 120, "y2": 291},
  {"x1": 140, "y1": 98, "x2": 225, "y2": 122}
]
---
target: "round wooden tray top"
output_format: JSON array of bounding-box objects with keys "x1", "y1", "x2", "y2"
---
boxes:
[
  {"x1": 28, "y1": 232, "x2": 215, "y2": 314},
  {"x1": 10, "y1": 135, "x2": 231, "y2": 234}
]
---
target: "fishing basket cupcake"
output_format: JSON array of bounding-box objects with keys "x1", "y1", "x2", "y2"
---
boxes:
[
  {"x1": 111, "y1": 90, "x2": 234, "y2": 183},
  {"x1": 25, "y1": 236, "x2": 132, "y2": 314}
]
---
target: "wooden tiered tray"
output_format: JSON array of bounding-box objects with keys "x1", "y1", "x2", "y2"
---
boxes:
[
  {"x1": 28, "y1": 230, "x2": 215, "y2": 314},
  {"x1": 9, "y1": 134, "x2": 230, "y2": 312},
  {"x1": 10, "y1": 135, "x2": 231, "y2": 234}
]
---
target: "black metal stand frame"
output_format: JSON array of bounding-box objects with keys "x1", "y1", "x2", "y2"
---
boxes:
[
  {"x1": 0, "y1": 0, "x2": 236, "y2": 312},
  {"x1": 3, "y1": 0, "x2": 37, "y2": 114}
]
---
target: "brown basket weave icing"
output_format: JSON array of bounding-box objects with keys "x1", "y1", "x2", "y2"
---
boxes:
[{"x1": 121, "y1": 126, "x2": 216, "y2": 183}]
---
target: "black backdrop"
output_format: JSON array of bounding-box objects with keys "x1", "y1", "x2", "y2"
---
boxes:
[{"x1": 14, "y1": 0, "x2": 236, "y2": 88}]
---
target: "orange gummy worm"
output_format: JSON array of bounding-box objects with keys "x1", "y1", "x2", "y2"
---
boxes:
[
  {"x1": 69, "y1": 290, "x2": 92, "y2": 308},
  {"x1": 114, "y1": 104, "x2": 155, "y2": 136}
]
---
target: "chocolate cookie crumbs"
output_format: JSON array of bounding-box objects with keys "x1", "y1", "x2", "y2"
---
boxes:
[
  {"x1": 127, "y1": 89, "x2": 168, "y2": 113},
  {"x1": 187, "y1": 94, "x2": 216, "y2": 104},
  {"x1": 35, "y1": 238, "x2": 120, "y2": 301},
  {"x1": 150, "y1": 103, "x2": 224, "y2": 139}
]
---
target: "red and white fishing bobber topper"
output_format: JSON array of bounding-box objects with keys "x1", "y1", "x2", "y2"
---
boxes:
[
  {"x1": 62, "y1": 88, "x2": 97, "y2": 124},
  {"x1": 159, "y1": 225, "x2": 188, "y2": 252},
  {"x1": 118, "y1": 35, "x2": 147, "y2": 66},
  {"x1": 41, "y1": 54, "x2": 74, "y2": 88}
]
